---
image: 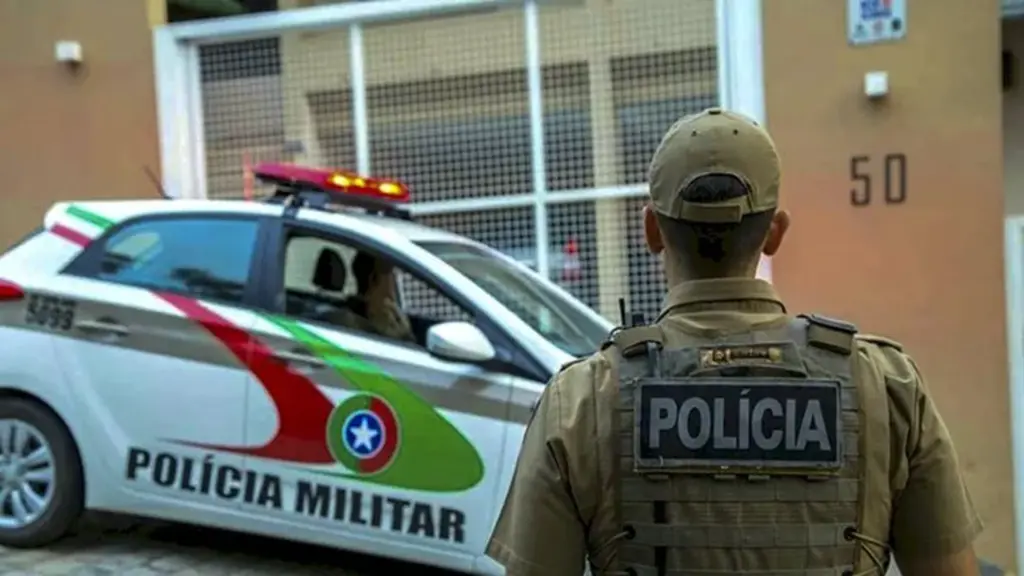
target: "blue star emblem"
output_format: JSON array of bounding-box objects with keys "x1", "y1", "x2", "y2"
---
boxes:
[{"x1": 344, "y1": 411, "x2": 383, "y2": 457}]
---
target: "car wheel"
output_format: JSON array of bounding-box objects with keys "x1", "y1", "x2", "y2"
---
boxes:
[{"x1": 0, "y1": 398, "x2": 83, "y2": 547}]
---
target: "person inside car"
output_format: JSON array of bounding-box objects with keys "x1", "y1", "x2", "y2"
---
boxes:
[
  {"x1": 309, "y1": 247, "x2": 370, "y2": 332},
  {"x1": 349, "y1": 251, "x2": 416, "y2": 343}
]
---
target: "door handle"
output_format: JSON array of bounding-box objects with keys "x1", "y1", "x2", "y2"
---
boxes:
[
  {"x1": 271, "y1": 349, "x2": 326, "y2": 369},
  {"x1": 74, "y1": 319, "x2": 130, "y2": 337}
]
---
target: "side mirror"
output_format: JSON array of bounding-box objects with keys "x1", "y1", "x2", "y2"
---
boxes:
[{"x1": 426, "y1": 321, "x2": 496, "y2": 363}]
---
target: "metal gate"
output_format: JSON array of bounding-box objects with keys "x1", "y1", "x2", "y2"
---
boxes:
[{"x1": 153, "y1": 0, "x2": 765, "y2": 322}]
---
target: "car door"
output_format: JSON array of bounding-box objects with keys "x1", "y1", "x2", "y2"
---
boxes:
[
  {"x1": 56, "y1": 214, "x2": 266, "y2": 512},
  {"x1": 238, "y1": 221, "x2": 514, "y2": 570}
]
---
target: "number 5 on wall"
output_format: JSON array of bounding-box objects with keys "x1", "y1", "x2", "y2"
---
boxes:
[{"x1": 850, "y1": 153, "x2": 907, "y2": 207}]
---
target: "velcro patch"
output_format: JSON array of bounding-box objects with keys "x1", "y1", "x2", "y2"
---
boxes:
[
  {"x1": 699, "y1": 345, "x2": 783, "y2": 368},
  {"x1": 634, "y1": 378, "x2": 842, "y2": 474}
]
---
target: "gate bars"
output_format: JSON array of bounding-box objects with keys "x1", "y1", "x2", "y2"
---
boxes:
[{"x1": 152, "y1": 0, "x2": 767, "y2": 281}]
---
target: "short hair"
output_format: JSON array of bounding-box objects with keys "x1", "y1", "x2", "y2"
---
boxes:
[{"x1": 655, "y1": 174, "x2": 774, "y2": 275}]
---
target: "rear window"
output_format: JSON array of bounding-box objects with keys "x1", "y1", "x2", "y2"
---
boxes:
[{"x1": 2, "y1": 226, "x2": 43, "y2": 254}]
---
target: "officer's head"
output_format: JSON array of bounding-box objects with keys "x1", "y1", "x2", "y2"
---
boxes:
[
  {"x1": 352, "y1": 251, "x2": 395, "y2": 298},
  {"x1": 643, "y1": 108, "x2": 790, "y2": 281}
]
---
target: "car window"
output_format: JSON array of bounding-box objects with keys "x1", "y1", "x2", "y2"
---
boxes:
[
  {"x1": 84, "y1": 217, "x2": 258, "y2": 306},
  {"x1": 396, "y1": 270, "x2": 470, "y2": 324},
  {"x1": 283, "y1": 236, "x2": 357, "y2": 297},
  {"x1": 280, "y1": 231, "x2": 472, "y2": 348},
  {"x1": 418, "y1": 241, "x2": 608, "y2": 357}
]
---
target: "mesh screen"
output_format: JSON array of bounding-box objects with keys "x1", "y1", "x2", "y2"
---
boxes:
[
  {"x1": 397, "y1": 269, "x2": 474, "y2": 325},
  {"x1": 538, "y1": 1, "x2": 717, "y2": 322},
  {"x1": 196, "y1": 0, "x2": 718, "y2": 324},
  {"x1": 199, "y1": 31, "x2": 356, "y2": 200}
]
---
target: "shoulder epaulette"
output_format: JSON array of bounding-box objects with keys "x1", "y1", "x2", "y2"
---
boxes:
[
  {"x1": 798, "y1": 313, "x2": 857, "y2": 355},
  {"x1": 601, "y1": 325, "x2": 664, "y2": 358},
  {"x1": 856, "y1": 333, "x2": 904, "y2": 352}
]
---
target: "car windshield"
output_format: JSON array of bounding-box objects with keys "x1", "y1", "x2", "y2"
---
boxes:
[{"x1": 418, "y1": 241, "x2": 609, "y2": 357}]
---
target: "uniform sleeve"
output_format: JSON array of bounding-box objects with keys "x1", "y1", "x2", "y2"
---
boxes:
[
  {"x1": 485, "y1": 366, "x2": 590, "y2": 576},
  {"x1": 888, "y1": 353, "x2": 983, "y2": 558}
]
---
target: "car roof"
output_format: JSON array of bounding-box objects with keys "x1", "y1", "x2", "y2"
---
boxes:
[
  {"x1": 343, "y1": 211, "x2": 468, "y2": 243},
  {"x1": 60, "y1": 199, "x2": 474, "y2": 245}
]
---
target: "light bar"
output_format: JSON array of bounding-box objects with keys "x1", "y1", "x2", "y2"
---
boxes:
[{"x1": 253, "y1": 162, "x2": 410, "y2": 203}]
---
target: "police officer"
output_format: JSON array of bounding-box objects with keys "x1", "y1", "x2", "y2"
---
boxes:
[
  {"x1": 350, "y1": 251, "x2": 415, "y2": 343},
  {"x1": 486, "y1": 108, "x2": 982, "y2": 576}
]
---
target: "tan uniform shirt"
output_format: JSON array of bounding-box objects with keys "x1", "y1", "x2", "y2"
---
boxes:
[
  {"x1": 336, "y1": 296, "x2": 416, "y2": 343},
  {"x1": 486, "y1": 278, "x2": 982, "y2": 576}
]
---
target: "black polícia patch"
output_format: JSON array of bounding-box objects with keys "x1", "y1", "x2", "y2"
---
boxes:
[{"x1": 634, "y1": 378, "x2": 843, "y2": 474}]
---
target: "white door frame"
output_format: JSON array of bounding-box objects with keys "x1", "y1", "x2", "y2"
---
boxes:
[{"x1": 1004, "y1": 216, "x2": 1024, "y2": 575}]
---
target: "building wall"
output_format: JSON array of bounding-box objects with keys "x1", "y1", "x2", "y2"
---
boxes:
[
  {"x1": 763, "y1": 0, "x2": 1011, "y2": 567},
  {"x1": 0, "y1": 0, "x2": 164, "y2": 249}
]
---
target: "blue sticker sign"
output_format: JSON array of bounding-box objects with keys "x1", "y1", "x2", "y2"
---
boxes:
[{"x1": 847, "y1": 0, "x2": 906, "y2": 46}]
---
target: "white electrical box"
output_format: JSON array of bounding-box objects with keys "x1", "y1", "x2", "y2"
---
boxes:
[
  {"x1": 864, "y1": 71, "x2": 889, "y2": 98},
  {"x1": 54, "y1": 41, "x2": 83, "y2": 64}
]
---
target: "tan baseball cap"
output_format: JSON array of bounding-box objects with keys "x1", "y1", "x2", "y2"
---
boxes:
[{"x1": 648, "y1": 107, "x2": 780, "y2": 223}]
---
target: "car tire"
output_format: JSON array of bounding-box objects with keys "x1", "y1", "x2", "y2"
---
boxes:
[{"x1": 0, "y1": 398, "x2": 83, "y2": 548}]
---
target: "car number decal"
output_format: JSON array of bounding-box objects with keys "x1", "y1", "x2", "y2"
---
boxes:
[{"x1": 25, "y1": 294, "x2": 76, "y2": 331}]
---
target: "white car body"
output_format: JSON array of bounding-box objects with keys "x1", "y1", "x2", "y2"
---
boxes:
[{"x1": 0, "y1": 197, "x2": 613, "y2": 574}]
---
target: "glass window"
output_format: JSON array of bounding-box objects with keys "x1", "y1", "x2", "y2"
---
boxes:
[
  {"x1": 418, "y1": 241, "x2": 609, "y2": 357},
  {"x1": 88, "y1": 218, "x2": 258, "y2": 305},
  {"x1": 170, "y1": 1, "x2": 277, "y2": 25},
  {"x1": 280, "y1": 232, "x2": 471, "y2": 347},
  {"x1": 396, "y1": 270, "x2": 472, "y2": 325}
]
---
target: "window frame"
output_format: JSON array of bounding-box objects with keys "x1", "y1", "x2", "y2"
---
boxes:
[
  {"x1": 256, "y1": 217, "x2": 549, "y2": 383},
  {"x1": 63, "y1": 212, "x2": 275, "y2": 311}
]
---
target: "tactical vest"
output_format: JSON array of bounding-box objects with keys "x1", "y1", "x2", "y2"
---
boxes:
[{"x1": 605, "y1": 314, "x2": 889, "y2": 576}]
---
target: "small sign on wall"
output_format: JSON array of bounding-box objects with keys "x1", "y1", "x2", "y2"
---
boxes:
[{"x1": 848, "y1": 0, "x2": 906, "y2": 46}]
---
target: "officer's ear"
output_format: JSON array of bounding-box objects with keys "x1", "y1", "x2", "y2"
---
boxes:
[
  {"x1": 762, "y1": 209, "x2": 790, "y2": 257},
  {"x1": 643, "y1": 204, "x2": 665, "y2": 255}
]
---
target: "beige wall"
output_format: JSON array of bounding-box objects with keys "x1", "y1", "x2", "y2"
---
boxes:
[
  {"x1": 765, "y1": 0, "x2": 1011, "y2": 568},
  {"x1": 0, "y1": 0, "x2": 164, "y2": 249}
]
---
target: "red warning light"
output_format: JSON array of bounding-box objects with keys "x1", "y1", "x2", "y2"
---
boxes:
[{"x1": 252, "y1": 163, "x2": 410, "y2": 203}]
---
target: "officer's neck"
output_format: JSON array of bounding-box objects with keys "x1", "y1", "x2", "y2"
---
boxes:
[{"x1": 665, "y1": 257, "x2": 759, "y2": 286}]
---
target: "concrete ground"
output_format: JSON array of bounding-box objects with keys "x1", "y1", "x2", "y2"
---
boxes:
[
  {"x1": 0, "y1": 514, "x2": 1007, "y2": 576},
  {"x1": 0, "y1": 513, "x2": 457, "y2": 575}
]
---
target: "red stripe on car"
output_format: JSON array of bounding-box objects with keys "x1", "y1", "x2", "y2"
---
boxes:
[
  {"x1": 156, "y1": 292, "x2": 335, "y2": 464},
  {"x1": 50, "y1": 225, "x2": 91, "y2": 247}
]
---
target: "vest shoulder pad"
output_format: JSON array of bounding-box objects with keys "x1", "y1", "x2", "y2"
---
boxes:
[
  {"x1": 856, "y1": 333, "x2": 904, "y2": 352},
  {"x1": 601, "y1": 325, "x2": 664, "y2": 358},
  {"x1": 556, "y1": 356, "x2": 588, "y2": 374},
  {"x1": 797, "y1": 313, "x2": 858, "y2": 355}
]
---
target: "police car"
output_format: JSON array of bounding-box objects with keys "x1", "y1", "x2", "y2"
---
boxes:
[{"x1": 0, "y1": 163, "x2": 612, "y2": 574}]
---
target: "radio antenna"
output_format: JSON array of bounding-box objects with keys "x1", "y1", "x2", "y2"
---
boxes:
[{"x1": 143, "y1": 166, "x2": 171, "y2": 199}]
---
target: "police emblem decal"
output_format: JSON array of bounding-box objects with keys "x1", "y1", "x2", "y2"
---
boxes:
[
  {"x1": 327, "y1": 394, "x2": 401, "y2": 475},
  {"x1": 634, "y1": 379, "x2": 842, "y2": 473},
  {"x1": 343, "y1": 410, "x2": 386, "y2": 459}
]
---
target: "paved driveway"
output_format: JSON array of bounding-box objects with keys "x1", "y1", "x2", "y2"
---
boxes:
[
  {"x1": 0, "y1": 514, "x2": 458, "y2": 575},
  {"x1": 0, "y1": 515, "x2": 1006, "y2": 576}
]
